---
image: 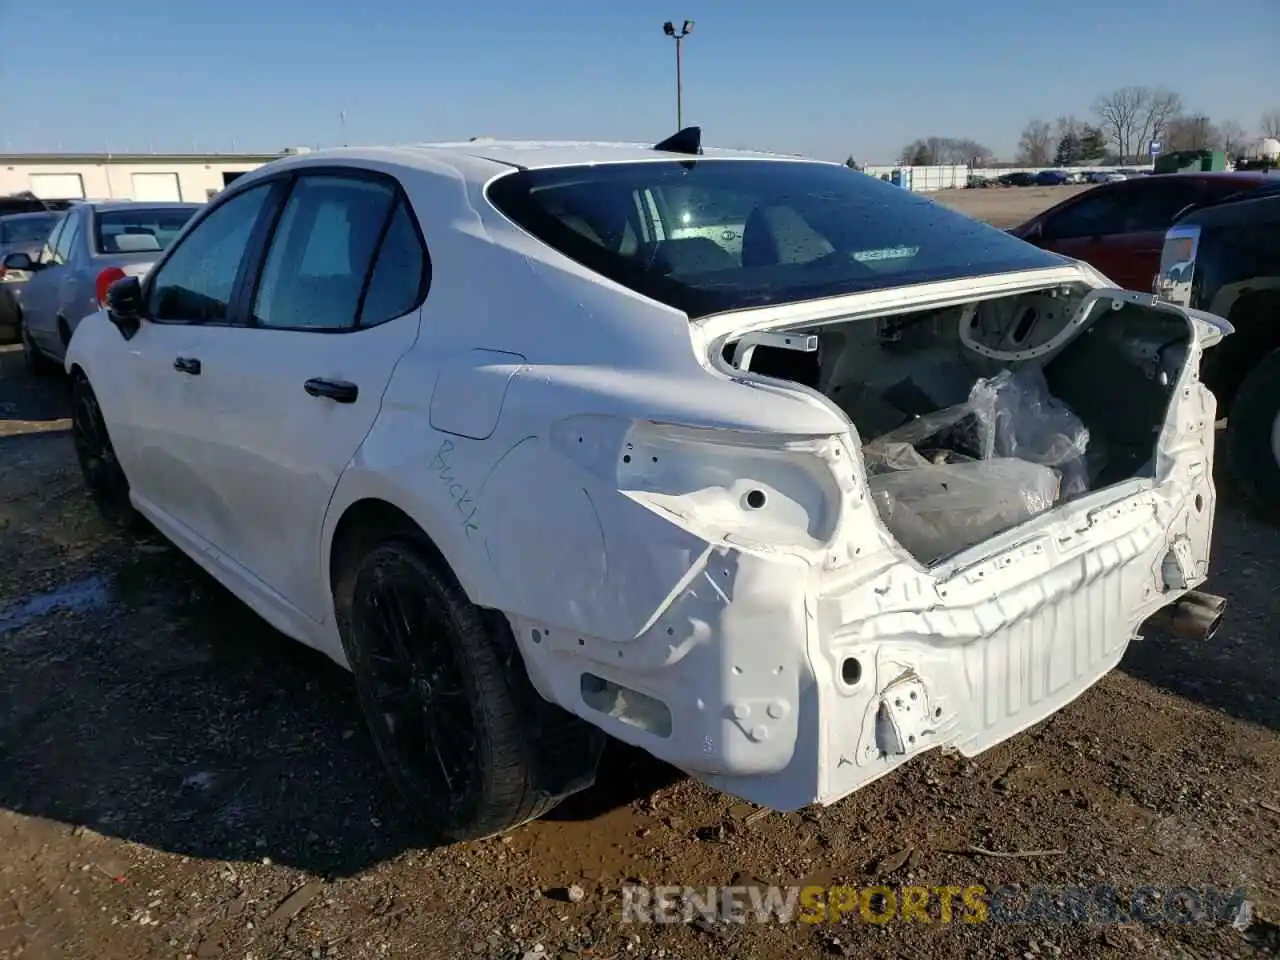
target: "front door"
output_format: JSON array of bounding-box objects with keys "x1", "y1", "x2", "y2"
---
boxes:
[
  {"x1": 109, "y1": 181, "x2": 281, "y2": 537},
  {"x1": 20, "y1": 212, "x2": 74, "y2": 353},
  {"x1": 177, "y1": 172, "x2": 427, "y2": 622}
]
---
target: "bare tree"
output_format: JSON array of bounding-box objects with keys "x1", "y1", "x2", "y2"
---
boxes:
[
  {"x1": 1091, "y1": 86, "x2": 1181, "y2": 161},
  {"x1": 1136, "y1": 88, "x2": 1183, "y2": 158},
  {"x1": 899, "y1": 137, "x2": 994, "y2": 166},
  {"x1": 1217, "y1": 120, "x2": 1248, "y2": 158},
  {"x1": 1092, "y1": 87, "x2": 1145, "y2": 160},
  {"x1": 1262, "y1": 110, "x2": 1280, "y2": 139},
  {"x1": 1016, "y1": 119, "x2": 1053, "y2": 165},
  {"x1": 1165, "y1": 114, "x2": 1219, "y2": 152}
]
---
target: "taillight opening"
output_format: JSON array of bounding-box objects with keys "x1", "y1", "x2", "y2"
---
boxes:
[{"x1": 95, "y1": 266, "x2": 127, "y2": 306}]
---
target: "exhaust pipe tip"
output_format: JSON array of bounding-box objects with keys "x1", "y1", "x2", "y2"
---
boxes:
[{"x1": 1147, "y1": 590, "x2": 1228, "y2": 642}]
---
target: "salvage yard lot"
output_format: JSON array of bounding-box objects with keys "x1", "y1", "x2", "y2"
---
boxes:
[
  {"x1": 932, "y1": 184, "x2": 1094, "y2": 229},
  {"x1": 1, "y1": 186, "x2": 1278, "y2": 960}
]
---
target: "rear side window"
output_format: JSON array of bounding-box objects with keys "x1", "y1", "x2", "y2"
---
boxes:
[
  {"x1": 1114, "y1": 180, "x2": 1206, "y2": 232},
  {"x1": 252, "y1": 175, "x2": 396, "y2": 330},
  {"x1": 1041, "y1": 190, "x2": 1126, "y2": 240},
  {"x1": 358, "y1": 199, "x2": 428, "y2": 325},
  {"x1": 94, "y1": 207, "x2": 200, "y2": 254},
  {"x1": 486, "y1": 160, "x2": 1064, "y2": 319}
]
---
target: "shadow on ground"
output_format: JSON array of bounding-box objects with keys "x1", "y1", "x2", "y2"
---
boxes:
[
  {"x1": 1121, "y1": 495, "x2": 1280, "y2": 734},
  {"x1": 0, "y1": 534, "x2": 676, "y2": 877}
]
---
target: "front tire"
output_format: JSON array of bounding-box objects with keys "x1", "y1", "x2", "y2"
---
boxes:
[
  {"x1": 71, "y1": 375, "x2": 138, "y2": 529},
  {"x1": 1225, "y1": 347, "x2": 1280, "y2": 524},
  {"x1": 336, "y1": 533, "x2": 604, "y2": 842}
]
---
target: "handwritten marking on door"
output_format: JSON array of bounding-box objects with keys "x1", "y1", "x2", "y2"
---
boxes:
[{"x1": 429, "y1": 439, "x2": 480, "y2": 539}]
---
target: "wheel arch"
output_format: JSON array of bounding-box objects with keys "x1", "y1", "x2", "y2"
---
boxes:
[
  {"x1": 1202, "y1": 286, "x2": 1280, "y2": 417},
  {"x1": 325, "y1": 492, "x2": 487, "y2": 623}
]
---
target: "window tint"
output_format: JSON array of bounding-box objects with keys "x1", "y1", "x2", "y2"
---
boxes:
[
  {"x1": 252, "y1": 175, "x2": 395, "y2": 330},
  {"x1": 486, "y1": 160, "x2": 1065, "y2": 320},
  {"x1": 358, "y1": 199, "x2": 427, "y2": 325},
  {"x1": 0, "y1": 213, "x2": 57, "y2": 244},
  {"x1": 94, "y1": 206, "x2": 200, "y2": 254},
  {"x1": 1041, "y1": 190, "x2": 1126, "y2": 240},
  {"x1": 1113, "y1": 180, "x2": 1206, "y2": 233},
  {"x1": 149, "y1": 184, "x2": 272, "y2": 323},
  {"x1": 53, "y1": 213, "x2": 81, "y2": 264}
]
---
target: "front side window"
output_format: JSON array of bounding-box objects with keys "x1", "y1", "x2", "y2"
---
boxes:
[
  {"x1": 486, "y1": 160, "x2": 1066, "y2": 319},
  {"x1": 252, "y1": 175, "x2": 396, "y2": 330},
  {"x1": 149, "y1": 184, "x2": 273, "y2": 323},
  {"x1": 94, "y1": 206, "x2": 201, "y2": 255},
  {"x1": 38, "y1": 216, "x2": 67, "y2": 265},
  {"x1": 52, "y1": 212, "x2": 81, "y2": 264}
]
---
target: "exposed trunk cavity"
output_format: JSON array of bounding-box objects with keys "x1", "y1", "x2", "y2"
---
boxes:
[{"x1": 722, "y1": 283, "x2": 1194, "y2": 565}]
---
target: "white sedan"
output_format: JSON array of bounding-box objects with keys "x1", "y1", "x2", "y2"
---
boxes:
[{"x1": 67, "y1": 132, "x2": 1228, "y2": 841}]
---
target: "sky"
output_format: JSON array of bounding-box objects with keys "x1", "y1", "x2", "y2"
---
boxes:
[{"x1": 1, "y1": 0, "x2": 1276, "y2": 163}]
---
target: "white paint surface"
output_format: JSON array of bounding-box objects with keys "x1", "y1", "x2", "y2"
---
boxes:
[{"x1": 66, "y1": 141, "x2": 1223, "y2": 813}]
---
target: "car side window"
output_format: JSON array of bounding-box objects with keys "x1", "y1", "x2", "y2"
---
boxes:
[
  {"x1": 54, "y1": 214, "x2": 81, "y2": 265},
  {"x1": 1115, "y1": 181, "x2": 1206, "y2": 233},
  {"x1": 1041, "y1": 191, "x2": 1126, "y2": 240},
  {"x1": 358, "y1": 198, "x2": 427, "y2": 326},
  {"x1": 39, "y1": 216, "x2": 67, "y2": 265},
  {"x1": 149, "y1": 184, "x2": 273, "y2": 323},
  {"x1": 252, "y1": 175, "x2": 396, "y2": 330}
]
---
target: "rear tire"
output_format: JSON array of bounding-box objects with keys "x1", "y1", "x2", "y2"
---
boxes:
[
  {"x1": 335, "y1": 531, "x2": 604, "y2": 842},
  {"x1": 71, "y1": 375, "x2": 139, "y2": 529},
  {"x1": 1225, "y1": 347, "x2": 1280, "y2": 524}
]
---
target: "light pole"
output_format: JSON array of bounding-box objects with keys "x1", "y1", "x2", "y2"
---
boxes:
[{"x1": 662, "y1": 20, "x2": 694, "y2": 129}]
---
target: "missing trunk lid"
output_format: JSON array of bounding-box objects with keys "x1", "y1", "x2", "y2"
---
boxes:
[{"x1": 720, "y1": 285, "x2": 1195, "y2": 565}]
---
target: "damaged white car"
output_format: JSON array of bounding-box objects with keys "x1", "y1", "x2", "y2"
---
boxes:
[{"x1": 66, "y1": 129, "x2": 1228, "y2": 841}]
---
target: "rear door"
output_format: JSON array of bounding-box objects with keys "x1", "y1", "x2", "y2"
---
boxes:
[
  {"x1": 180, "y1": 170, "x2": 428, "y2": 622},
  {"x1": 1098, "y1": 178, "x2": 1209, "y2": 291}
]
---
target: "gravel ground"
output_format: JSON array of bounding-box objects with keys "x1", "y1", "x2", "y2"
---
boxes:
[{"x1": 1, "y1": 204, "x2": 1278, "y2": 960}]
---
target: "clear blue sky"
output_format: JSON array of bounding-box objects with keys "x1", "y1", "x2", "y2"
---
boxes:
[{"x1": 1, "y1": 0, "x2": 1275, "y2": 162}]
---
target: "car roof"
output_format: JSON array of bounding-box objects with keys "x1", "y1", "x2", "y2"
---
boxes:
[
  {"x1": 0, "y1": 210, "x2": 59, "y2": 221},
  {"x1": 86, "y1": 201, "x2": 203, "y2": 213},
  {"x1": 260, "y1": 140, "x2": 831, "y2": 185}
]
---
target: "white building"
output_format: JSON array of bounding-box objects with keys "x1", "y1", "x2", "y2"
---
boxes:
[{"x1": 0, "y1": 151, "x2": 307, "y2": 203}]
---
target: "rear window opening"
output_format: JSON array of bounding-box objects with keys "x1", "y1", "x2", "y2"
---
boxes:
[
  {"x1": 94, "y1": 207, "x2": 200, "y2": 255},
  {"x1": 486, "y1": 159, "x2": 1066, "y2": 320},
  {"x1": 722, "y1": 286, "x2": 1194, "y2": 565}
]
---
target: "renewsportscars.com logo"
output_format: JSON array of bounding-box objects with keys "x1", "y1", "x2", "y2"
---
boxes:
[{"x1": 621, "y1": 884, "x2": 1250, "y2": 926}]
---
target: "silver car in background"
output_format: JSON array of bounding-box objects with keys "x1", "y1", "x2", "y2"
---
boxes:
[
  {"x1": 4, "y1": 201, "x2": 201, "y2": 373},
  {"x1": 0, "y1": 211, "x2": 61, "y2": 343}
]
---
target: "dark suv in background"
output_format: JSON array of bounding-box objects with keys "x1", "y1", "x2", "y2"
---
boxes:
[{"x1": 1155, "y1": 178, "x2": 1280, "y2": 521}]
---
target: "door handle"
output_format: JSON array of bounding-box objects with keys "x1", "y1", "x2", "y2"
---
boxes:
[
  {"x1": 304, "y1": 378, "x2": 359, "y2": 403},
  {"x1": 173, "y1": 356, "x2": 201, "y2": 375}
]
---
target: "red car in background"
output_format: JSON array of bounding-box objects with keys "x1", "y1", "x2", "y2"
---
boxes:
[{"x1": 1008, "y1": 173, "x2": 1273, "y2": 291}]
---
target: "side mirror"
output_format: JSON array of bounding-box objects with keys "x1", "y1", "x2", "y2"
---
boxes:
[
  {"x1": 105, "y1": 275, "x2": 144, "y2": 340},
  {"x1": 2, "y1": 252, "x2": 35, "y2": 271}
]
